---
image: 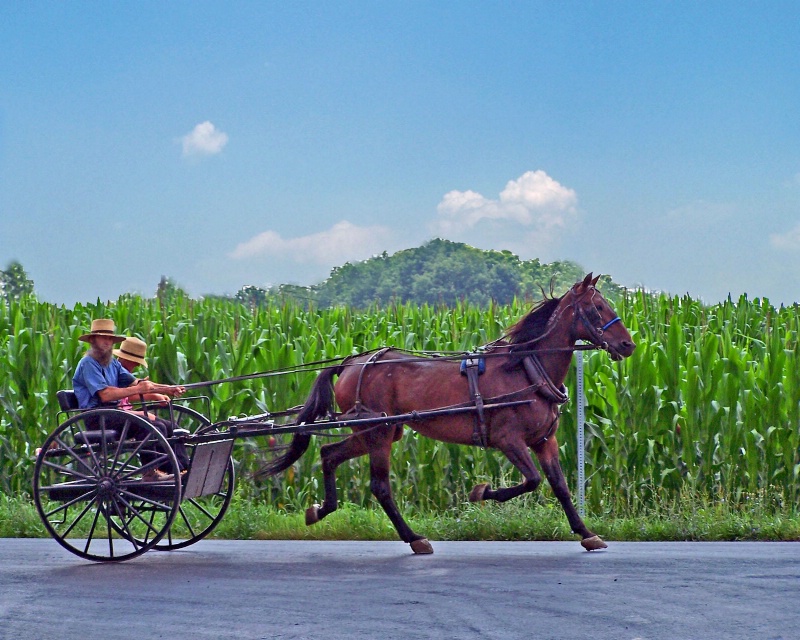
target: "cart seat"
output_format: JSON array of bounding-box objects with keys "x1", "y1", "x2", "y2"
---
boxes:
[
  {"x1": 57, "y1": 390, "x2": 79, "y2": 412},
  {"x1": 75, "y1": 430, "x2": 119, "y2": 445}
]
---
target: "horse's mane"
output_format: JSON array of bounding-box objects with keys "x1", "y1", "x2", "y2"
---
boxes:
[{"x1": 506, "y1": 295, "x2": 563, "y2": 346}]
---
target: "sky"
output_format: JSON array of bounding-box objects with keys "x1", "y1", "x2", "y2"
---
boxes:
[{"x1": 1, "y1": 1, "x2": 799, "y2": 306}]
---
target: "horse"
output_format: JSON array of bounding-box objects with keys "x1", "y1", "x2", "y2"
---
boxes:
[{"x1": 263, "y1": 274, "x2": 635, "y2": 553}]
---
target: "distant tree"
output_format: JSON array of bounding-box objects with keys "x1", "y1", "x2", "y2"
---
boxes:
[
  {"x1": 236, "y1": 285, "x2": 268, "y2": 309},
  {"x1": 1, "y1": 260, "x2": 35, "y2": 301},
  {"x1": 156, "y1": 275, "x2": 188, "y2": 306},
  {"x1": 270, "y1": 284, "x2": 315, "y2": 305}
]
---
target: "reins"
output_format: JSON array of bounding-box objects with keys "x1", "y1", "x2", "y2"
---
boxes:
[{"x1": 180, "y1": 344, "x2": 601, "y2": 391}]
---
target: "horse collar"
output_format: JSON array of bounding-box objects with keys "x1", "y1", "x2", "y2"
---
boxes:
[{"x1": 522, "y1": 354, "x2": 569, "y2": 405}]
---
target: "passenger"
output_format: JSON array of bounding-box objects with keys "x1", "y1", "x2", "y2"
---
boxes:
[
  {"x1": 113, "y1": 336, "x2": 191, "y2": 473},
  {"x1": 114, "y1": 336, "x2": 172, "y2": 410},
  {"x1": 72, "y1": 319, "x2": 186, "y2": 482}
]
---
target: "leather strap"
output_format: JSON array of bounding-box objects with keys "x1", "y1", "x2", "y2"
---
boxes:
[
  {"x1": 463, "y1": 361, "x2": 489, "y2": 448},
  {"x1": 522, "y1": 355, "x2": 568, "y2": 405}
]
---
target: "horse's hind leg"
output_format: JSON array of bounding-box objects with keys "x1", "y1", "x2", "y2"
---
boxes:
[
  {"x1": 535, "y1": 437, "x2": 607, "y2": 551},
  {"x1": 305, "y1": 435, "x2": 368, "y2": 525},
  {"x1": 469, "y1": 440, "x2": 543, "y2": 503},
  {"x1": 368, "y1": 428, "x2": 433, "y2": 554}
]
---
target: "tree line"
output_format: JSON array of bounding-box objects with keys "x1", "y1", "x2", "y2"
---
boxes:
[
  {"x1": 237, "y1": 239, "x2": 624, "y2": 308},
  {"x1": 3, "y1": 240, "x2": 624, "y2": 308}
]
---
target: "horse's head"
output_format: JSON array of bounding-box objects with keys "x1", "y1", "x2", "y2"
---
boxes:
[{"x1": 568, "y1": 273, "x2": 635, "y2": 361}]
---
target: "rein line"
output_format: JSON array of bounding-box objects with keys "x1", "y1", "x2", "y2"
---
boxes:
[{"x1": 181, "y1": 344, "x2": 600, "y2": 391}]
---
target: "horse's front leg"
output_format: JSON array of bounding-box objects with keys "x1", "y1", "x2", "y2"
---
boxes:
[
  {"x1": 468, "y1": 440, "x2": 543, "y2": 503},
  {"x1": 535, "y1": 437, "x2": 607, "y2": 551}
]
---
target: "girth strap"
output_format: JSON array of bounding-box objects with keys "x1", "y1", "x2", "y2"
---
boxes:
[
  {"x1": 462, "y1": 357, "x2": 489, "y2": 448},
  {"x1": 353, "y1": 347, "x2": 393, "y2": 412}
]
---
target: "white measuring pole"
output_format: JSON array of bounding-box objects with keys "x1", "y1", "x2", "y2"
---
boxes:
[{"x1": 575, "y1": 349, "x2": 586, "y2": 517}]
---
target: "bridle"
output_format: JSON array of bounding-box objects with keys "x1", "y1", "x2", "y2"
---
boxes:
[{"x1": 573, "y1": 287, "x2": 621, "y2": 352}]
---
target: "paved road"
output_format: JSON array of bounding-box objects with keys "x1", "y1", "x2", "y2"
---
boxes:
[{"x1": 0, "y1": 539, "x2": 797, "y2": 639}]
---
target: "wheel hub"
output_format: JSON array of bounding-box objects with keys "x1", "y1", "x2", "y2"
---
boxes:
[{"x1": 97, "y1": 477, "x2": 116, "y2": 499}]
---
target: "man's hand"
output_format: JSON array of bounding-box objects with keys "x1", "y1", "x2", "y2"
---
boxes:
[
  {"x1": 150, "y1": 383, "x2": 185, "y2": 398},
  {"x1": 134, "y1": 380, "x2": 157, "y2": 394}
]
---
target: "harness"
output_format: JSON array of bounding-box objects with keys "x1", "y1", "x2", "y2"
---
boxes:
[
  {"x1": 461, "y1": 356, "x2": 489, "y2": 447},
  {"x1": 345, "y1": 284, "x2": 620, "y2": 450},
  {"x1": 351, "y1": 347, "x2": 393, "y2": 416}
]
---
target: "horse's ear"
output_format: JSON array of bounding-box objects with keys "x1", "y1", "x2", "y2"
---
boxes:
[
  {"x1": 574, "y1": 273, "x2": 592, "y2": 295},
  {"x1": 591, "y1": 274, "x2": 600, "y2": 287}
]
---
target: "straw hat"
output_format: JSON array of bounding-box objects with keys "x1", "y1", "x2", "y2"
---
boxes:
[
  {"x1": 113, "y1": 336, "x2": 148, "y2": 367},
  {"x1": 79, "y1": 319, "x2": 126, "y2": 343}
]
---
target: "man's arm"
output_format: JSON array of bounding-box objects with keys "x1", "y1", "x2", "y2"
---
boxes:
[
  {"x1": 96, "y1": 379, "x2": 158, "y2": 403},
  {"x1": 97, "y1": 380, "x2": 186, "y2": 404}
]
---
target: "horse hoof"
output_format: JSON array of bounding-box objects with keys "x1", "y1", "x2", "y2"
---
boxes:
[
  {"x1": 469, "y1": 483, "x2": 489, "y2": 502},
  {"x1": 581, "y1": 535, "x2": 608, "y2": 551},
  {"x1": 305, "y1": 504, "x2": 321, "y2": 526},
  {"x1": 410, "y1": 538, "x2": 434, "y2": 554}
]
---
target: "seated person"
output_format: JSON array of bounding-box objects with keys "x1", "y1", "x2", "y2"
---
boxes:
[
  {"x1": 114, "y1": 336, "x2": 190, "y2": 472},
  {"x1": 72, "y1": 319, "x2": 186, "y2": 482}
]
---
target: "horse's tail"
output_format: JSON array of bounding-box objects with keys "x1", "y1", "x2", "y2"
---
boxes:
[{"x1": 258, "y1": 364, "x2": 343, "y2": 477}]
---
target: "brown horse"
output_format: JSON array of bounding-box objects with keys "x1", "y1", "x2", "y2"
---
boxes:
[{"x1": 264, "y1": 274, "x2": 635, "y2": 553}]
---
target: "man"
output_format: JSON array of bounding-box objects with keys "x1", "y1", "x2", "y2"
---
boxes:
[{"x1": 72, "y1": 319, "x2": 186, "y2": 481}]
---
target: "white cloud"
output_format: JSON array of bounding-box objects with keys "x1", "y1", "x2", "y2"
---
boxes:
[
  {"x1": 770, "y1": 223, "x2": 800, "y2": 250},
  {"x1": 181, "y1": 121, "x2": 229, "y2": 158},
  {"x1": 229, "y1": 220, "x2": 393, "y2": 264},
  {"x1": 431, "y1": 171, "x2": 579, "y2": 257},
  {"x1": 434, "y1": 170, "x2": 578, "y2": 235}
]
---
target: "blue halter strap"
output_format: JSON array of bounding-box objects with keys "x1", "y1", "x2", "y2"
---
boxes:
[{"x1": 601, "y1": 316, "x2": 621, "y2": 331}]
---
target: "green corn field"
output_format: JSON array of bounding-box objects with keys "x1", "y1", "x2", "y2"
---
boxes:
[{"x1": 1, "y1": 290, "x2": 799, "y2": 517}]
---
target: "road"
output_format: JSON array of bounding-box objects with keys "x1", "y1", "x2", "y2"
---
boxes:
[{"x1": 0, "y1": 539, "x2": 797, "y2": 639}]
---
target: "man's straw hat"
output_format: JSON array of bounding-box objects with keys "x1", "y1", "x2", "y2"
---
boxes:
[
  {"x1": 113, "y1": 337, "x2": 148, "y2": 367},
  {"x1": 78, "y1": 319, "x2": 126, "y2": 343}
]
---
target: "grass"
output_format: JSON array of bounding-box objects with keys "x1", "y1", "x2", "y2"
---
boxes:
[{"x1": 4, "y1": 490, "x2": 799, "y2": 543}]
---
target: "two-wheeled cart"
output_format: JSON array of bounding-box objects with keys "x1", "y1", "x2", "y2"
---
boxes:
[{"x1": 33, "y1": 386, "x2": 530, "y2": 562}]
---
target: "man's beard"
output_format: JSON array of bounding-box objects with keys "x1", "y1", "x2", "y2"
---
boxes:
[{"x1": 89, "y1": 346, "x2": 113, "y2": 366}]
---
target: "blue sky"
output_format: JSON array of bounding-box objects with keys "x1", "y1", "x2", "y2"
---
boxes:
[{"x1": 2, "y1": 2, "x2": 799, "y2": 306}]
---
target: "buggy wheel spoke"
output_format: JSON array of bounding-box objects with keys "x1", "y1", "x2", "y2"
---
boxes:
[
  {"x1": 176, "y1": 505, "x2": 199, "y2": 539},
  {"x1": 41, "y1": 459, "x2": 95, "y2": 481},
  {"x1": 59, "y1": 494, "x2": 99, "y2": 538},
  {"x1": 52, "y1": 436, "x2": 97, "y2": 477},
  {"x1": 110, "y1": 499, "x2": 146, "y2": 549},
  {"x1": 82, "y1": 501, "x2": 105, "y2": 555},
  {"x1": 43, "y1": 488, "x2": 97, "y2": 519},
  {"x1": 118, "y1": 487, "x2": 175, "y2": 512},
  {"x1": 116, "y1": 495, "x2": 167, "y2": 538},
  {"x1": 184, "y1": 497, "x2": 216, "y2": 522}
]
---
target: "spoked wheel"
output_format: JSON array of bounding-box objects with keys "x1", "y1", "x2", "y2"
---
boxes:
[
  {"x1": 33, "y1": 408, "x2": 181, "y2": 562},
  {"x1": 130, "y1": 405, "x2": 235, "y2": 551}
]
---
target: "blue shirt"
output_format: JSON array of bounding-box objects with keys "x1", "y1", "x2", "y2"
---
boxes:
[{"x1": 72, "y1": 355, "x2": 136, "y2": 409}]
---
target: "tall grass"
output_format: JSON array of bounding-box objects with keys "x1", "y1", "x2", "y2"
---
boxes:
[{"x1": 1, "y1": 291, "x2": 798, "y2": 518}]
